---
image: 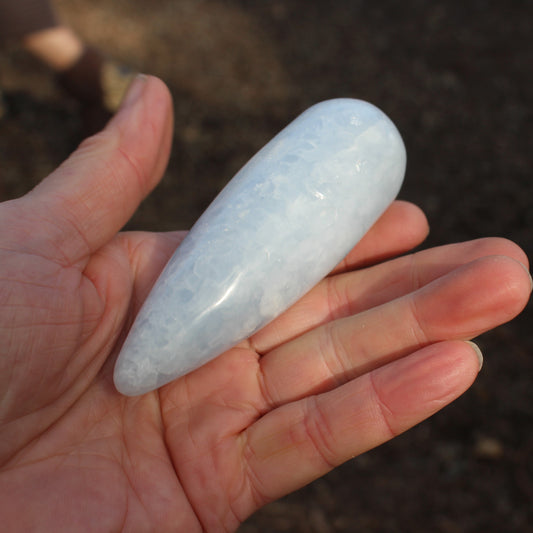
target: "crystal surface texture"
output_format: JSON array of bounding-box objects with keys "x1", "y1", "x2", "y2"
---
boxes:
[{"x1": 114, "y1": 98, "x2": 406, "y2": 396}]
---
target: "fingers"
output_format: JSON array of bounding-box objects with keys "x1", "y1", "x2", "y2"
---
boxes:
[
  {"x1": 243, "y1": 340, "x2": 481, "y2": 504},
  {"x1": 331, "y1": 237, "x2": 530, "y2": 319},
  {"x1": 250, "y1": 237, "x2": 529, "y2": 353},
  {"x1": 258, "y1": 254, "x2": 531, "y2": 406},
  {"x1": 17, "y1": 75, "x2": 173, "y2": 265},
  {"x1": 246, "y1": 200, "x2": 428, "y2": 353},
  {"x1": 330, "y1": 200, "x2": 429, "y2": 274}
]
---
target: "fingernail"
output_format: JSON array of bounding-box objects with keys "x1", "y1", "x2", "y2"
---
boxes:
[
  {"x1": 520, "y1": 262, "x2": 533, "y2": 292},
  {"x1": 118, "y1": 74, "x2": 148, "y2": 111},
  {"x1": 466, "y1": 341, "x2": 483, "y2": 371}
]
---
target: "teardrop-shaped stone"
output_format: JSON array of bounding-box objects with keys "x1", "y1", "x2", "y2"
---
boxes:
[{"x1": 114, "y1": 98, "x2": 406, "y2": 396}]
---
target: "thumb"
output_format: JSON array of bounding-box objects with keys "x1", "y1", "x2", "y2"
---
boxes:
[{"x1": 17, "y1": 75, "x2": 174, "y2": 265}]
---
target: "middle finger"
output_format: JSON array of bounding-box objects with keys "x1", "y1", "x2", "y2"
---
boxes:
[
  {"x1": 258, "y1": 254, "x2": 529, "y2": 407},
  {"x1": 250, "y1": 237, "x2": 527, "y2": 354}
]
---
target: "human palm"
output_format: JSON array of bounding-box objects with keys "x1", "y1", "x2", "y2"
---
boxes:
[{"x1": 0, "y1": 77, "x2": 530, "y2": 532}]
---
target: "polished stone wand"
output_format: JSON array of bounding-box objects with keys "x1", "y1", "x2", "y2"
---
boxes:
[{"x1": 114, "y1": 98, "x2": 406, "y2": 396}]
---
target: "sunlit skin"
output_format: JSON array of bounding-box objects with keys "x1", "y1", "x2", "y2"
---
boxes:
[{"x1": 0, "y1": 77, "x2": 530, "y2": 532}]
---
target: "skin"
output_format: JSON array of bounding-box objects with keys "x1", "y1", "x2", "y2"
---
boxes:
[
  {"x1": 23, "y1": 26, "x2": 84, "y2": 72},
  {"x1": 0, "y1": 76, "x2": 530, "y2": 532}
]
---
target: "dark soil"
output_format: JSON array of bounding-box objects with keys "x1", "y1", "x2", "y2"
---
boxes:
[{"x1": 1, "y1": 1, "x2": 532, "y2": 531}]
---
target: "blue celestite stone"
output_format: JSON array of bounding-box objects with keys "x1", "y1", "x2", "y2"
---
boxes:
[{"x1": 114, "y1": 98, "x2": 406, "y2": 396}]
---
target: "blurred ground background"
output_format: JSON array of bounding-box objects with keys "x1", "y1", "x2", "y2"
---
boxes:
[{"x1": 0, "y1": 1, "x2": 532, "y2": 531}]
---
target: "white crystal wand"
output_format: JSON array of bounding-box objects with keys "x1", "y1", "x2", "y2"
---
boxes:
[{"x1": 114, "y1": 98, "x2": 406, "y2": 396}]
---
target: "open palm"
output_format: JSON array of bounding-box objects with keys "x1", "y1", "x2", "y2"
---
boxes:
[{"x1": 0, "y1": 77, "x2": 530, "y2": 532}]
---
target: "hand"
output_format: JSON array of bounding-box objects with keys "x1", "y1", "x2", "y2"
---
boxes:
[{"x1": 0, "y1": 76, "x2": 530, "y2": 532}]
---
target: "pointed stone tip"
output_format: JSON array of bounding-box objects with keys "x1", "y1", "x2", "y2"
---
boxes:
[
  {"x1": 113, "y1": 355, "x2": 153, "y2": 397},
  {"x1": 113, "y1": 370, "x2": 142, "y2": 397},
  {"x1": 113, "y1": 346, "x2": 166, "y2": 396}
]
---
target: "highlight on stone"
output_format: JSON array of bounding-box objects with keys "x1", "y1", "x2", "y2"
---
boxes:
[{"x1": 114, "y1": 98, "x2": 406, "y2": 396}]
